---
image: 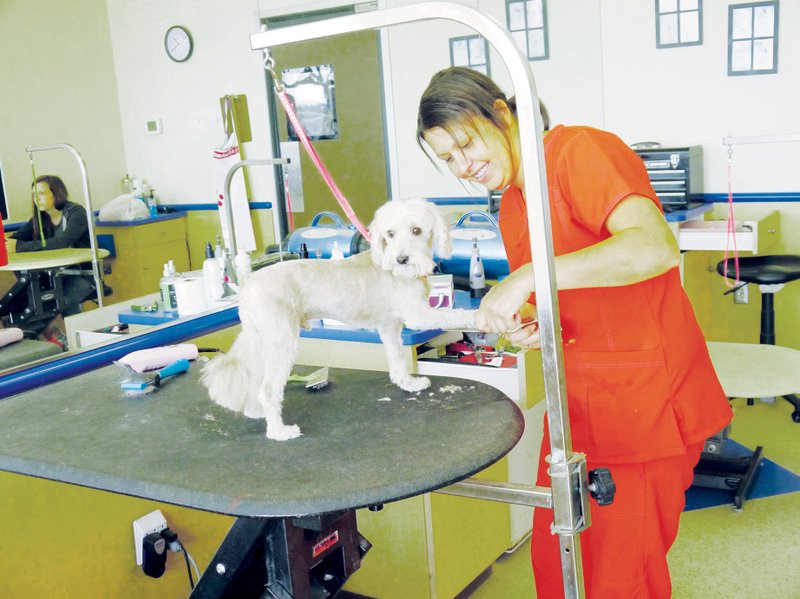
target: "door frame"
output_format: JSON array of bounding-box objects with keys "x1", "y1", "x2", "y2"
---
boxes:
[{"x1": 261, "y1": 1, "x2": 398, "y2": 241}]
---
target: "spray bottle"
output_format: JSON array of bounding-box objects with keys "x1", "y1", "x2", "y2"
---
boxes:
[
  {"x1": 469, "y1": 237, "x2": 486, "y2": 298},
  {"x1": 203, "y1": 242, "x2": 224, "y2": 302}
]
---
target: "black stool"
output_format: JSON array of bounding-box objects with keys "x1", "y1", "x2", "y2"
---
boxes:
[{"x1": 717, "y1": 255, "x2": 800, "y2": 422}]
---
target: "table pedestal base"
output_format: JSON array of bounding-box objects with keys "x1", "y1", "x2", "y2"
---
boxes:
[{"x1": 191, "y1": 511, "x2": 370, "y2": 598}]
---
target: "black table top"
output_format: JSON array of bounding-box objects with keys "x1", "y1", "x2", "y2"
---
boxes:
[{"x1": 0, "y1": 363, "x2": 523, "y2": 517}]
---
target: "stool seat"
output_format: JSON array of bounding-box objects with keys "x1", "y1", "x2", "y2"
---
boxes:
[{"x1": 717, "y1": 255, "x2": 800, "y2": 285}]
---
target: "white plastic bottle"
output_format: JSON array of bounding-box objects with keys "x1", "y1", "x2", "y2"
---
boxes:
[
  {"x1": 203, "y1": 242, "x2": 224, "y2": 302},
  {"x1": 469, "y1": 237, "x2": 486, "y2": 298},
  {"x1": 214, "y1": 236, "x2": 224, "y2": 270},
  {"x1": 330, "y1": 240, "x2": 344, "y2": 260},
  {"x1": 159, "y1": 264, "x2": 178, "y2": 312},
  {"x1": 235, "y1": 249, "x2": 252, "y2": 284}
]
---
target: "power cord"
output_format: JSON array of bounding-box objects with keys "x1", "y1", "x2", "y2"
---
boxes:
[{"x1": 160, "y1": 528, "x2": 201, "y2": 590}]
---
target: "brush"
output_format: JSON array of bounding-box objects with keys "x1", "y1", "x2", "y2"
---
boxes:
[
  {"x1": 287, "y1": 366, "x2": 329, "y2": 390},
  {"x1": 116, "y1": 359, "x2": 191, "y2": 395}
]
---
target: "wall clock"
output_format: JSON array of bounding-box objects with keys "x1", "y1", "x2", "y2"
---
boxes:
[{"x1": 165, "y1": 25, "x2": 193, "y2": 63}]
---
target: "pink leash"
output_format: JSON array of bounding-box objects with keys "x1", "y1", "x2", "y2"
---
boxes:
[
  {"x1": 723, "y1": 145, "x2": 739, "y2": 286},
  {"x1": 266, "y1": 57, "x2": 371, "y2": 242}
]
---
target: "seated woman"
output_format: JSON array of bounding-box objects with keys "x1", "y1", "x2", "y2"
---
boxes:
[{"x1": 5, "y1": 175, "x2": 94, "y2": 347}]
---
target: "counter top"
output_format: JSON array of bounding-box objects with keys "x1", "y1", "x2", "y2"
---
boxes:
[
  {"x1": 664, "y1": 202, "x2": 712, "y2": 222},
  {"x1": 118, "y1": 289, "x2": 482, "y2": 346},
  {"x1": 94, "y1": 210, "x2": 187, "y2": 227}
]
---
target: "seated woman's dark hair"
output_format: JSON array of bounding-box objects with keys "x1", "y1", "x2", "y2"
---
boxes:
[{"x1": 31, "y1": 175, "x2": 69, "y2": 240}]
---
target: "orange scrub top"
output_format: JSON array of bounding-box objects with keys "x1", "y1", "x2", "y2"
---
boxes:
[{"x1": 499, "y1": 125, "x2": 733, "y2": 463}]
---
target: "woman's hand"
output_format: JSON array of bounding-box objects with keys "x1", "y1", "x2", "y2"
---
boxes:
[
  {"x1": 475, "y1": 264, "x2": 535, "y2": 333},
  {"x1": 5, "y1": 237, "x2": 17, "y2": 254},
  {"x1": 505, "y1": 314, "x2": 541, "y2": 349}
]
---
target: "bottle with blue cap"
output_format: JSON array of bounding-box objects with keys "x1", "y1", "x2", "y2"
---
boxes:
[{"x1": 469, "y1": 237, "x2": 486, "y2": 298}]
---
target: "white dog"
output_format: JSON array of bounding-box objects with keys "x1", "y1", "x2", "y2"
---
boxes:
[{"x1": 201, "y1": 198, "x2": 478, "y2": 440}]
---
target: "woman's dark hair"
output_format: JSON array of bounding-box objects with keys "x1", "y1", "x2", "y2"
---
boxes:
[
  {"x1": 31, "y1": 175, "x2": 69, "y2": 241},
  {"x1": 416, "y1": 66, "x2": 549, "y2": 157}
]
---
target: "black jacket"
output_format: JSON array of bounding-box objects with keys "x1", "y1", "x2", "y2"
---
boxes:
[{"x1": 12, "y1": 201, "x2": 91, "y2": 252}]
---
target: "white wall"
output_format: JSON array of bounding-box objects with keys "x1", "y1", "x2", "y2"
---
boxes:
[
  {"x1": 384, "y1": 0, "x2": 800, "y2": 199},
  {"x1": 105, "y1": 0, "x2": 279, "y2": 206},
  {"x1": 6, "y1": 1, "x2": 797, "y2": 221},
  {"x1": 0, "y1": 0, "x2": 126, "y2": 221}
]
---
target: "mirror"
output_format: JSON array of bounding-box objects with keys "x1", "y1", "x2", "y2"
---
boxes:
[
  {"x1": 0, "y1": 1, "x2": 399, "y2": 379},
  {"x1": 0, "y1": 2, "x2": 277, "y2": 377}
]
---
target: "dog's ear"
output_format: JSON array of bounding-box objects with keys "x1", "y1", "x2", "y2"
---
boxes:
[
  {"x1": 427, "y1": 202, "x2": 452, "y2": 259},
  {"x1": 368, "y1": 206, "x2": 386, "y2": 265}
]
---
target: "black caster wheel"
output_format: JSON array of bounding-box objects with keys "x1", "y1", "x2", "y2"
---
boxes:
[{"x1": 792, "y1": 411, "x2": 800, "y2": 423}]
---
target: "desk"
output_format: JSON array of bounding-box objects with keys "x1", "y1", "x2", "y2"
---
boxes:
[{"x1": 0, "y1": 365, "x2": 522, "y2": 595}]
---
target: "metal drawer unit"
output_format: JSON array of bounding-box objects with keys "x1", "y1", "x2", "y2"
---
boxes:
[{"x1": 634, "y1": 146, "x2": 703, "y2": 211}]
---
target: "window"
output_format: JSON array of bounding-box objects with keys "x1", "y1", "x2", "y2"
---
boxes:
[
  {"x1": 506, "y1": 0, "x2": 549, "y2": 60},
  {"x1": 281, "y1": 64, "x2": 339, "y2": 141},
  {"x1": 449, "y1": 35, "x2": 490, "y2": 75},
  {"x1": 656, "y1": 0, "x2": 702, "y2": 48},
  {"x1": 728, "y1": 1, "x2": 779, "y2": 75}
]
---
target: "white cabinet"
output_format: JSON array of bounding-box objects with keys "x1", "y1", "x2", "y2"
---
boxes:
[{"x1": 679, "y1": 211, "x2": 779, "y2": 254}]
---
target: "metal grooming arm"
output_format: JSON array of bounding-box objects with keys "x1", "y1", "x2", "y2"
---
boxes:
[
  {"x1": 25, "y1": 143, "x2": 105, "y2": 308},
  {"x1": 221, "y1": 158, "x2": 289, "y2": 258},
  {"x1": 251, "y1": 3, "x2": 590, "y2": 596}
]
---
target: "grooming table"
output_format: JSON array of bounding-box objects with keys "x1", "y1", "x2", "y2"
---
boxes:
[
  {"x1": 0, "y1": 248, "x2": 110, "y2": 330},
  {"x1": 0, "y1": 364, "x2": 523, "y2": 597},
  {"x1": 0, "y1": 247, "x2": 109, "y2": 272},
  {"x1": 695, "y1": 341, "x2": 800, "y2": 509}
]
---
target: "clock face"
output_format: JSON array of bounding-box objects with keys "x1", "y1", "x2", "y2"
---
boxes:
[{"x1": 165, "y1": 26, "x2": 193, "y2": 62}]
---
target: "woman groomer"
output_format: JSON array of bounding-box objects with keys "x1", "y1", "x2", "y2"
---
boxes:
[
  {"x1": 5, "y1": 175, "x2": 93, "y2": 347},
  {"x1": 417, "y1": 67, "x2": 733, "y2": 598}
]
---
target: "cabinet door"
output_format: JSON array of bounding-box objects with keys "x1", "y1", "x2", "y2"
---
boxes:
[{"x1": 135, "y1": 240, "x2": 191, "y2": 299}]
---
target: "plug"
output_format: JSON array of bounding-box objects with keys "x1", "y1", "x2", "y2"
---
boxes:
[
  {"x1": 133, "y1": 510, "x2": 167, "y2": 566},
  {"x1": 142, "y1": 531, "x2": 167, "y2": 578},
  {"x1": 161, "y1": 527, "x2": 182, "y2": 553}
]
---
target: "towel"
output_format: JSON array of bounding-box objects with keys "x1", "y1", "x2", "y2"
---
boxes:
[{"x1": 0, "y1": 328, "x2": 24, "y2": 348}]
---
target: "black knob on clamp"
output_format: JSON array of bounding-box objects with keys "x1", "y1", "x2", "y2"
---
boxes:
[{"x1": 588, "y1": 467, "x2": 616, "y2": 506}]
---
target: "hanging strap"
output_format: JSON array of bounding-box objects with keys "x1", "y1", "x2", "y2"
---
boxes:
[
  {"x1": 28, "y1": 153, "x2": 46, "y2": 248},
  {"x1": 264, "y1": 55, "x2": 371, "y2": 242},
  {"x1": 723, "y1": 144, "x2": 739, "y2": 287}
]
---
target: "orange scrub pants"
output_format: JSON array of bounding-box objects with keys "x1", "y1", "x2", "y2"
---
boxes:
[{"x1": 531, "y1": 435, "x2": 704, "y2": 598}]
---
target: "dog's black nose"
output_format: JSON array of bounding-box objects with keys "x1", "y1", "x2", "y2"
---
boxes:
[{"x1": 396, "y1": 255, "x2": 409, "y2": 265}]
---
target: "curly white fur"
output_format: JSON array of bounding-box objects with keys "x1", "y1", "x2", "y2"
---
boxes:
[{"x1": 200, "y1": 198, "x2": 477, "y2": 440}]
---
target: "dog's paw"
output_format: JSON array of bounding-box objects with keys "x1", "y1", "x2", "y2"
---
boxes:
[
  {"x1": 266, "y1": 424, "x2": 303, "y2": 441},
  {"x1": 398, "y1": 376, "x2": 431, "y2": 393}
]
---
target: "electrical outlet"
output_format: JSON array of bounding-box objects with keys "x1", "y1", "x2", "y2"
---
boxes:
[
  {"x1": 734, "y1": 284, "x2": 749, "y2": 304},
  {"x1": 133, "y1": 510, "x2": 167, "y2": 566}
]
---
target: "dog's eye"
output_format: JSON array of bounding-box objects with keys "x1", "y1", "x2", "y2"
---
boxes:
[
  {"x1": 412, "y1": 227, "x2": 422, "y2": 236},
  {"x1": 386, "y1": 230, "x2": 394, "y2": 239}
]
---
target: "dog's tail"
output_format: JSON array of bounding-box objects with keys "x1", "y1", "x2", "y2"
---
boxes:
[{"x1": 200, "y1": 328, "x2": 265, "y2": 418}]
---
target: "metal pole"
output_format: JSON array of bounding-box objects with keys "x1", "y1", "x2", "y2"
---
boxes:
[
  {"x1": 251, "y1": 4, "x2": 588, "y2": 597},
  {"x1": 222, "y1": 158, "x2": 290, "y2": 257},
  {"x1": 722, "y1": 133, "x2": 800, "y2": 146},
  {"x1": 25, "y1": 143, "x2": 104, "y2": 308},
  {"x1": 438, "y1": 478, "x2": 552, "y2": 508}
]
